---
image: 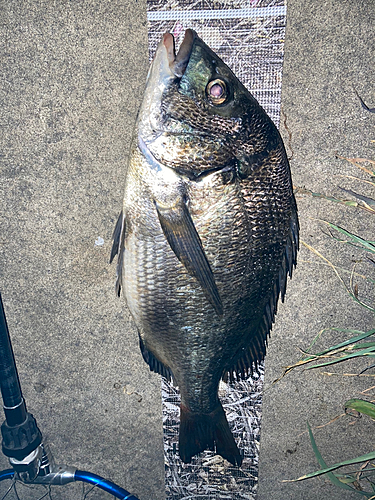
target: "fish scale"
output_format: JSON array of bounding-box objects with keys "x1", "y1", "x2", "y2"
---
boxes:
[{"x1": 111, "y1": 29, "x2": 298, "y2": 466}]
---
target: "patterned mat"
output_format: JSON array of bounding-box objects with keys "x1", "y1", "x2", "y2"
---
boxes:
[{"x1": 146, "y1": 2, "x2": 286, "y2": 497}]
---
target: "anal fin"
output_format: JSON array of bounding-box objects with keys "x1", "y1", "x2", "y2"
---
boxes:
[{"x1": 139, "y1": 336, "x2": 173, "y2": 382}]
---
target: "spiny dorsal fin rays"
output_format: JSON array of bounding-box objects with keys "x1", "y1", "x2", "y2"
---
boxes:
[
  {"x1": 223, "y1": 208, "x2": 299, "y2": 381},
  {"x1": 155, "y1": 199, "x2": 223, "y2": 317}
]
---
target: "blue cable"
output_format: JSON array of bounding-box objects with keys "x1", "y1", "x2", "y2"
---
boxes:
[{"x1": 75, "y1": 470, "x2": 140, "y2": 500}]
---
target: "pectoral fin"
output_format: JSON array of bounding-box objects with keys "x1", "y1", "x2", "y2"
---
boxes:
[{"x1": 155, "y1": 200, "x2": 223, "y2": 316}]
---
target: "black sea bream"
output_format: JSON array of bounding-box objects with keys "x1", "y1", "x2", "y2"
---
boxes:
[{"x1": 111, "y1": 30, "x2": 299, "y2": 466}]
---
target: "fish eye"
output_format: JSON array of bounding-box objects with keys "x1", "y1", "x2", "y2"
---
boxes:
[{"x1": 206, "y1": 78, "x2": 228, "y2": 105}]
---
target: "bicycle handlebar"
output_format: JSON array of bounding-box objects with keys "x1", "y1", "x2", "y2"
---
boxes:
[
  {"x1": 0, "y1": 467, "x2": 140, "y2": 499},
  {"x1": 0, "y1": 293, "x2": 140, "y2": 500}
]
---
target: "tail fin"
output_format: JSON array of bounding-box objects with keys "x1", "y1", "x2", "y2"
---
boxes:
[{"x1": 179, "y1": 402, "x2": 242, "y2": 466}]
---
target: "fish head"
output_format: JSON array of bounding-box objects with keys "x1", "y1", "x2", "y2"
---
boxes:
[
  {"x1": 173, "y1": 30, "x2": 246, "y2": 118},
  {"x1": 138, "y1": 29, "x2": 277, "y2": 176}
]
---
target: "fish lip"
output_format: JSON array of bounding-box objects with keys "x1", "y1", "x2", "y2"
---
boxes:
[
  {"x1": 163, "y1": 29, "x2": 196, "y2": 78},
  {"x1": 137, "y1": 30, "x2": 197, "y2": 142}
]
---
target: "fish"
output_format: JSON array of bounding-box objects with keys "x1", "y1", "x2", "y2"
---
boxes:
[{"x1": 110, "y1": 29, "x2": 299, "y2": 467}]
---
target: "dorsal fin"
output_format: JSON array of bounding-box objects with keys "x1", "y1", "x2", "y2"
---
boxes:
[{"x1": 224, "y1": 209, "x2": 299, "y2": 381}]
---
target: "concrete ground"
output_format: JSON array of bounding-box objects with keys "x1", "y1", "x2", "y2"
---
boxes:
[
  {"x1": 0, "y1": 2, "x2": 164, "y2": 499},
  {"x1": 0, "y1": 1, "x2": 374, "y2": 500},
  {"x1": 258, "y1": 1, "x2": 375, "y2": 499}
]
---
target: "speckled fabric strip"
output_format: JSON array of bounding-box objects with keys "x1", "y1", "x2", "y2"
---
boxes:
[
  {"x1": 147, "y1": 0, "x2": 286, "y2": 127},
  {"x1": 146, "y1": 2, "x2": 286, "y2": 497}
]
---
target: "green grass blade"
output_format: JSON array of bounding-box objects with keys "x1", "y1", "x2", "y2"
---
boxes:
[
  {"x1": 302, "y1": 329, "x2": 375, "y2": 360},
  {"x1": 325, "y1": 222, "x2": 375, "y2": 254},
  {"x1": 310, "y1": 191, "x2": 359, "y2": 206},
  {"x1": 306, "y1": 422, "x2": 356, "y2": 492},
  {"x1": 295, "y1": 449, "x2": 375, "y2": 482},
  {"x1": 293, "y1": 427, "x2": 375, "y2": 497},
  {"x1": 306, "y1": 346, "x2": 375, "y2": 369},
  {"x1": 345, "y1": 399, "x2": 375, "y2": 419},
  {"x1": 353, "y1": 342, "x2": 375, "y2": 350}
]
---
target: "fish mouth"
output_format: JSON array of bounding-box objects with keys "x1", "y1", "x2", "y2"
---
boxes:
[{"x1": 163, "y1": 29, "x2": 196, "y2": 78}]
